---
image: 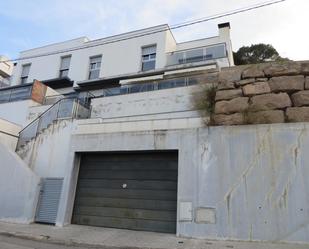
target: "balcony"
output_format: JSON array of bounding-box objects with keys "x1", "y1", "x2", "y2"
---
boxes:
[
  {"x1": 100, "y1": 74, "x2": 209, "y2": 97},
  {"x1": 166, "y1": 43, "x2": 226, "y2": 67},
  {"x1": 0, "y1": 80, "x2": 47, "y2": 104},
  {"x1": 0, "y1": 84, "x2": 33, "y2": 103}
]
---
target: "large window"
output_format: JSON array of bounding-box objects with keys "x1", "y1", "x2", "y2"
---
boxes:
[
  {"x1": 59, "y1": 55, "x2": 71, "y2": 78},
  {"x1": 141, "y1": 45, "x2": 156, "y2": 71},
  {"x1": 88, "y1": 55, "x2": 102, "y2": 80},
  {"x1": 20, "y1": 64, "x2": 31, "y2": 84}
]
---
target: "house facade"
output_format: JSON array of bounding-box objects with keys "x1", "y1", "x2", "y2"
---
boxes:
[{"x1": 10, "y1": 23, "x2": 233, "y2": 94}]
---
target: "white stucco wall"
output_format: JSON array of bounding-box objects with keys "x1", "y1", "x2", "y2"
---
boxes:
[
  {"x1": 0, "y1": 141, "x2": 40, "y2": 224},
  {"x1": 0, "y1": 100, "x2": 39, "y2": 127},
  {"x1": 91, "y1": 85, "x2": 201, "y2": 121},
  {"x1": 26, "y1": 104, "x2": 52, "y2": 123},
  {"x1": 10, "y1": 24, "x2": 232, "y2": 87},
  {"x1": 0, "y1": 118, "x2": 21, "y2": 150},
  {"x1": 11, "y1": 26, "x2": 171, "y2": 87}
]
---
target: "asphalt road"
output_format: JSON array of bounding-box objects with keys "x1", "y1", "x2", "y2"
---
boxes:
[{"x1": 0, "y1": 235, "x2": 95, "y2": 249}]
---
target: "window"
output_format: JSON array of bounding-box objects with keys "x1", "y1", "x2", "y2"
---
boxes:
[
  {"x1": 59, "y1": 56, "x2": 71, "y2": 78},
  {"x1": 20, "y1": 64, "x2": 31, "y2": 84},
  {"x1": 141, "y1": 45, "x2": 156, "y2": 71},
  {"x1": 88, "y1": 55, "x2": 102, "y2": 80},
  {"x1": 205, "y1": 44, "x2": 226, "y2": 59}
]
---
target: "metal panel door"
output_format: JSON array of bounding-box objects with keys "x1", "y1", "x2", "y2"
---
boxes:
[
  {"x1": 35, "y1": 178, "x2": 63, "y2": 224},
  {"x1": 72, "y1": 151, "x2": 178, "y2": 233}
]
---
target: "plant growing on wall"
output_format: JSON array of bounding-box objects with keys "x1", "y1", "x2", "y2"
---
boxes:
[{"x1": 193, "y1": 85, "x2": 217, "y2": 125}]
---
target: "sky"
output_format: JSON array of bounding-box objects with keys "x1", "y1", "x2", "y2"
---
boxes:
[{"x1": 0, "y1": 0, "x2": 308, "y2": 61}]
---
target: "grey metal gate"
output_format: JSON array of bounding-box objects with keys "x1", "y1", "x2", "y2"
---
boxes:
[
  {"x1": 35, "y1": 178, "x2": 63, "y2": 224},
  {"x1": 72, "y1": 151, "x2": 178, "y2": 233}
]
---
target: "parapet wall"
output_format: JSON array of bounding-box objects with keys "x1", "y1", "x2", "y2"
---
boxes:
[{"x1": 212, "y1": 61, "x2": 309, "y2": 125}]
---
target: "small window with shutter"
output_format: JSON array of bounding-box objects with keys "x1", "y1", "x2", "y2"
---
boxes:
[
  {"x1": 59, "y1": 55, "x2": 71, "y2": 78},
  {"x1": 141, "y1": 45, "x2": 156, "y2": 71},
  {"x1": 20, "y1": 64, "x2": 31, "y2": 84}
]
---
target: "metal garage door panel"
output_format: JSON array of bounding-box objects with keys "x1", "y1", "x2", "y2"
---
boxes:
[
  {"x1": 35, "y1": 178, "x2": 63, "y2": 224},
  {"x1": 72, "y1": 152, "x2": 178, "y2": 233}
]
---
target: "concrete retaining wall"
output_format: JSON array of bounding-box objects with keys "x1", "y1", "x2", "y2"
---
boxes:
[
  {"x1": 51, "y1": 121, "x2": 309, "y2": 243},
  {"x1": 0, "y1": 141, "x2": 40, "y2": 223}
]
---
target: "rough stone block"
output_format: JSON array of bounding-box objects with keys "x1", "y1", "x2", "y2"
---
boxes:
[
  {"x1": 268, "y1": 75, "x2": 304, "y2": 92},
  {"x1": 250, "y1": 93, "x2": 291, "y2": 111},
  {"x1": 242, "y1": 65, "x2": 265, "y2": 79},
  {"x1": 242, "y1": 82, "x2": 271, "y2": 96},
  {"x1": 213, "y1": 113, "x2": 245, "y2": 125},
  {"x1": 215, "y1": 89, "x2": 242, "y2": 101},
  {"x1": 305, "y1": 77, "x2": 309, "y2": 89},
  {"x1": 286, "y1": 107, "x2": 309, "y2": 122},
  {"x1": 235, "y1": 78, "x2": 255, "y2": 87},
  {"x1": 218, "y1": 66, "x2": 247, "y2": 83},
  {"x1": 217, "y1": 81, "x2": 235, "y2": 90},
  {"x1": 264, "y1": 62, "x2": 301, "y2": 77},
  {"x1": 215, "y1": 97, "x2": 249, "y2": 114},
  {"x1": 246, "y1": 110, "x2": 285, "y2": 124},
  {"x1": 291, "y1": 90, "x2": 309, "y2": 106},
  {"x1": 301, "y1": 61, "x2": 309, "y2": 75}
]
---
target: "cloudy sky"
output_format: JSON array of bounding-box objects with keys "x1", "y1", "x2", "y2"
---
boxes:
[{"x1": 0, "y1": 0, "x2": 307, "y2": 60}]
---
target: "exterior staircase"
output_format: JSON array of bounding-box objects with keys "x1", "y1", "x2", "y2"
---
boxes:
[{"x1": 16, "y1": 97, "x2": 91, "y2": 149}]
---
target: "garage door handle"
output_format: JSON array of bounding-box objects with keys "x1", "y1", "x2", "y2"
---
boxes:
[{"x1": 122, "y1": 183, "x2": 127, "y2": 189}]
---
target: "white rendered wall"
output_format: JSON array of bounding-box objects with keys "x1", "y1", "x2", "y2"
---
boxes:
[
  {"x1": 11, "y1": 27, "x2": 170, "y2": 87},
  {"x1": 91, "y1": 85, "x2": 201, "y2": 121},
  {"x1": 0, "y1": 141, "x2": 40, "y2": 224},
  {"x1": 0, "y1": 118, "x2": 21, "y2": 150},
  {"x1": 0, "y1": 100, "x2": 39, "y2": 126},
  {"x1": 11, "y1": 25, "x2": 233, "y2": 87}
]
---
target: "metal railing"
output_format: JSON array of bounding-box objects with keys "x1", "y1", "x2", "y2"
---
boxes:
[
  {"x1": 0, "y1": 84, "x2": 33, "y2": 103},
  {"x1": 17, "y1": 97, "x2": 91, "y2": 148},
  {"x1": 166, "y1": 43, "x2": 227, "y2": 66},
  {"x1": 101, "y1": 74, "x2": 203, "y2": 97},
  {"x1": 43, "y1": 91, "x2": 95, "y2": 105}
]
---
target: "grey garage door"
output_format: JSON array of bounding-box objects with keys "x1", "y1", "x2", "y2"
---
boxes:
[{"x1": 72, "y1": 151, "x2": 178, "y2": 233}]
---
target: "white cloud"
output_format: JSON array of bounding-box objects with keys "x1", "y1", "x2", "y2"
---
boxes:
[{"x1": 1, "y1": 0, "x2": 308, "y2": 60}]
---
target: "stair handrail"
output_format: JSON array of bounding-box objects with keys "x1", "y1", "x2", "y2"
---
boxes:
[{"x1": 18, "y1": 97, "x2": 72, "y2": 135}]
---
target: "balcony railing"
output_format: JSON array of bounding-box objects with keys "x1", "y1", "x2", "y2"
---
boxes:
[
  {"x1": 101, "y1": 74, "x2": 207, "y2": 97},
  {"x1": 166, "y1": 43, "x2": 226, "y2": 66},
  {"x1": 43, "y1": 91, "x2": 95, "y2": 105},
  {"x1": 0, "y1": 84, "x2": 33, "y2": 103}
]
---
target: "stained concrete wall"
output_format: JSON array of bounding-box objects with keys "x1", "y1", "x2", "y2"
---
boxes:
[
  {"x1": 52, "y1": 121, "x2": 308, "y2": 244},
  {"x1": 15, "y1": 114, "x2": 309, "y2": 243},
  {"x1": 0, "y1": 141, "x2": 40, "y2": 223},
  {"x1": 91, "y1": 85, "x2": 201, "y2": 121}
]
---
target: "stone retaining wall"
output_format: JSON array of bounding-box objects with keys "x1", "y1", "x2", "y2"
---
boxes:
[{"x1": 212, "y1": 61, "x2": 309, "y2": 125}]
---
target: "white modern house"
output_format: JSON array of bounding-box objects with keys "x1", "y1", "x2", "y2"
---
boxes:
[
  {"x1": 0, "y1": 22, "x2": 269, "y2": 240},
  {"x1": 0, "y1": 22, "x2": 309, "y2": 244},
  {"x1": 9, "y1": 23, "x2": 233, "y2": 94}
]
